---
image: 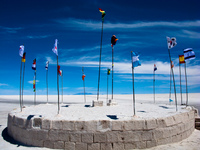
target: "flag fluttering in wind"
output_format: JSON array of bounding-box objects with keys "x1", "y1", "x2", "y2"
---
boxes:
[
  {"x1": 19, "y1": 45, "x2": 24, "y2": 57},
  {"x1": 166, "y1": 37, "x2": 177, "y2": 49},
  {"x1": 52, "y1": 39, "x2": 58, "y2": 56},
  {"x1": 82, "y1": 74, "x2": 86, "y2": 81},
  {"x1": 179, "y1": 55, "x2": 185, "y2": 64},
  {"x1": 22, "y1": 52, "x2": 26, "y2": 62},
  {"x1": 132, "y1": 52, "x2": 141, "y2": 68},
  {"x1": 111, "y1": 35, "x2": 118, "y2": 47},
  {"x1": 99, "y1": 8, "x2": 106, "y2": 19},
  {"x1": 33, "y1": 79, "x2": 36, "y2": 92},
  {"x1": 45, "y1": 61, "x2": 49, "y2": 70},
  {"x1": 32, "y1": 59, "x2": 36, "y2": 70},
  {"x1": 184, "y1": 48, "x2": 195, "y2": 61},
  {"x1": 171, "y1": 61, "x2": 174, "y2": 68},
  {"x1": 107, "y1": 68, "x2": 110, "y2": 75},
  {"x1": 58, "y1": 65, "x2": 62, "y2": 76},
  {"x1": 154, "y1": 64, "x2": 157, "y2": 71}
]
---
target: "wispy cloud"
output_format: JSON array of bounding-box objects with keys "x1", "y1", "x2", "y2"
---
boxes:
[
  {"x1": 27, "y1": 35, "x2": 51, "y2": 39},
  {"x1": 0, "y1": 26, "x2": 23, "y2": 33},
  {"x1": 0, "y1": 83, "x2": 8, "y2": 86},
  {"x1": 55, "y1": 19, "x2": 200, "y2": 31}
]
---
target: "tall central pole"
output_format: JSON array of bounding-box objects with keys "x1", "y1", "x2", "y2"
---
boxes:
[
  {"x1": 168, "y1": 49, "x2": 177, "y2": 111},
  {"x1": 22, "y1": 60, "x2": 25, "y2": 107},
  {"x1": 34, "y1": 70, "x2": 36, "y2": 105},
  {"x1": 62, "y1": 70, "x2": 63, "y2": 104},
  {"x1": 97, "y1": 19, "x2": 104, "y2": 101},
  {"x1": 112, "y1": 46, "x2": 114, "y2": 100},
  {"x1": 57, "y1": 55, "x2": 60, "y2": 114}
]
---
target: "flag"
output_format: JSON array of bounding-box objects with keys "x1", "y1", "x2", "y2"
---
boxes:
[
  {"x1": 107, "y1": 68, "x2": 110, "y2": 75},
  {"x1": 111, "y1": 35, "x2": 118, "y2": 47},
  {"x1": 57, "y1": 65, "x2": 61, "y2": 76},
  {"x1": 99, "y1": 8, "x2": 106, "y2": 19},
  {"x1": 60, "y1": 70, "x2": 62, "y2": 76},
  {"x1": 179, "y1": 55, "x2": 185, "y2": 64},
  {"x1": 33, "y1": 78, "x2": 36, "y2": 92},
  {"x1": 32, "y1": 59, "x2": 36, "y2": 70},
  {"x1": 132, "y1": 51, "x2": 141, "y2": 68},
  {"x1": 45, "y1": 61, "x2": 49, "y2": 70},
  {"x1": 154, "y1": 64, "x2": 157, "y2": 71},
  {"x1": 82, "y1": 74, "x2": 86, "y2": 81},
  {"x1": 52, "y1": 39, "x2": 58, "y2": 56},
  {"x1": 19, "y1": 45, "x2": 24, "y2": 57},
  {"x1": 166, "y1": 37, "x2": 177, "y2": 49},
  {"x1": 184, "y1": 48, "x2": 195, "y2": 61},
  {"x1": 22, "y1": 52, "x2": 26, "y2": 62},
  {"x1": 169, "y1": 99, "x2": 173, "y2": 102},
  {"x1": 171, "y1": 61, "x2": 174, "y2": 68}
]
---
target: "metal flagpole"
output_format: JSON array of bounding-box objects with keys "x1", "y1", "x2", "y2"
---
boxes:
[
  {"x1": 153, "y1": 69, "x2": 155, "y2": 103},
  {"x1": 168, "y1": 49, "x2": 177, "y2": 111},
  {"x1": 22, "y1": 59, "x2": 25, "y2": 107},
  {"x1": 179, "y1": 62, "x2": 183, "y2": 105},
  {"x1": 112, "y1": 46, "x2": 114, "y2": 100},
  {"x1": 97, "y1": 18, "x2": 104, "y2": 101},
  {"x1": 184, "y1": 63, "x2": 188, "y2": 106},
  {"x1": 82, "y1": 67, "x2": 86, "y2": 103},
  {"x1": 131, "y1": 52, "x2": 136, "y2": 116},
  {"x1": 57, "y1": 55, "x2": 60, "y2": 114},
  {"x1": 46, "y1": 66, "x2": 48, "y2": 103},
  {"x1": 34, "y1": 70, "x2": 36, "y2": 105},
  {"x1": 19, "y1": 59, "x2": 22, "y2": 111},
  {"x1": 169, "y1": 69, "x2": 172, "y2": 104},
  {"x1": 62, "y1": 70, "x2": 63, "y2": 104},
  {"x1": 107, "y1": 70, "x2": 109, "y2": 103}
]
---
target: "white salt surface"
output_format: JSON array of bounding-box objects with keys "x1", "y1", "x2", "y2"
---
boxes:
[{"x1": 0, "y1": 93, "x2": 200, "y2": 150}]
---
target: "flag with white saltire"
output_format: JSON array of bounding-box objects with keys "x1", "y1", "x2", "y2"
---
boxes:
[
  {"x1": 45, "y1": 61, "x2": 49, "y2": 70},
  {"x1": 52, "y1": 39, "x2": 58, "y2": 56},
  {"x1": 184, "y1": 48, "x2": 195, "y2": 61},
  {"x1": 166, "y1": 37, "x2": 177, "y2": 49},
  {"x1": 19, "y1": 45, "x2": 24, "y2": 57},
  {"x1": 132, "y1": 51, "x2": 141, "y2": 68}
]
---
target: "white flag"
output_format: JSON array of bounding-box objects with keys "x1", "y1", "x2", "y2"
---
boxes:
[
  {"x1": 19, "y1": 45, "x2": 24, "y2": 57},
  {"x1": 166, "y1": 37, "x2": 177, "y2": 49},
  {"x1": 45, "y1": 61, "x2": 49, "y2": 70},
  {"x1": 184, "y1": 48, "x2": 195, "y2": 61},
  {"x1": 52, "y1": 39, "x2": 58, "y2": 56}
]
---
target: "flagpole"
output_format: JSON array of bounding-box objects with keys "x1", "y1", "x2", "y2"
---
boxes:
[
  {"x1": 179, "y1": 62, "x2": 183, "y2": 105},
  {"x1": 112, "y1": 46, "x2": 114, "y2": 100},
  {"x1": 184, "y1": 63, "x2": 188, "y2": 106},
  {"x1": 168, "y1": 49, "x2": 177, "y2": 111},
  {"x1": 57, "y1": 55, "x2": 60, "y2": 114},
  {"x1": 46, "y1": 66, "x2": 48, "y2": 104},
  {"x1": 62, "y1": 70, "x2": 63, "y2": 104},
  {"x1": 34, "y1": 70, "x2": 36, "y2": 105},
  {"x1": 19, "y1": 59, "x2": 22, "y2": 111},
  {"x1": 22, "y1": 59, "x2": 25, "y2": 107},
  {"x1": 153, "y1": 69, "x2": 155, "y2": 103},
  {"x1": 97, "y1": 19, "x2": 104, "y2": 101},
  {"x1": 169, "y1": 69, "x2": 171, "y2": 104},
  {"x1": 131, "y1": 52, "x2": 136, "y2": 116},
  {"x1": 107, "y1": 70, "x2": 109, "y2": 103}
]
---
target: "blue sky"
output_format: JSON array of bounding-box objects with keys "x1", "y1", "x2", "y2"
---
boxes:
[{"x1": 0, "y1": 0, "x2": 200, "y2": 95}]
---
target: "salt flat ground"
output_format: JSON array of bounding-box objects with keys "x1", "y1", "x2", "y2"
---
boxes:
[{"x1": 0, "y1": 93, "x2": 199, "y2": 150}]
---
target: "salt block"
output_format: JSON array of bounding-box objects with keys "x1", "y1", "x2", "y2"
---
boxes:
[
  {"x1": 92, "y1": 100, "x2": 103, "y2": 107},
  {"x1": 107, "y1": 99, "x2": 118, "y2": 106}
]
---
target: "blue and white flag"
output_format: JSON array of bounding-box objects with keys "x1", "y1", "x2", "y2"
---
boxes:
[
  {"x1": 166, "y1": 37, "x2": 177, "y2": 49},
  {"x1": 19, "y1": 45, "x2": 24, "y2": 57},
  {"x1": 45, "y1": 61, "x2": 49, "y2": 70},
  {"x1": 52, "y1": 39, "x2": 58, "y2": 56},
  {"x1": 184, "y1": 48, "x2": 195, "y2": 61},
  {"x1": 169, "y1": 99, "x2": 173, "y2": 102},
  {"x1": 132, "y1": 51, "x2": 141, "y2": 68}
]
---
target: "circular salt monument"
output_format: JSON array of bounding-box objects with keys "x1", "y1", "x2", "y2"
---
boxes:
[{"x1": 7, "y1": 102, "x2": 196, "y2": 149}]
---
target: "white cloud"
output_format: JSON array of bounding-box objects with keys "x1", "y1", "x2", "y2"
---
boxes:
[
  {"x1": 55, "y1": 19, "x2": 200, "y2": 31},
  {"x1": 0, "y1": 83, "x2": 8, "y2": 86}
]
